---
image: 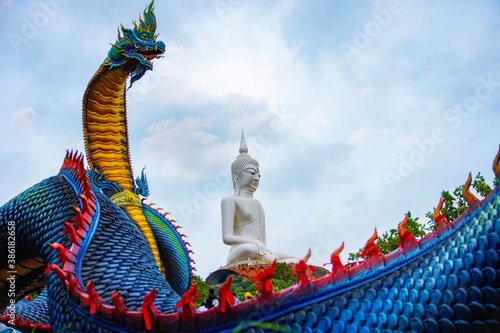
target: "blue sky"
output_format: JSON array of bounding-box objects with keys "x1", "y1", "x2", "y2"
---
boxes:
[{"x1": 1, "y1": 0, "x2": 500, "y2": 279}]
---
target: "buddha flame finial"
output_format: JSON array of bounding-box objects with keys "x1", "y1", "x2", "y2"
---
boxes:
[
  {"x1": 231, "y1": 130, "x2": 259, "y2": 191},
  {"x1": 239, "y1": 129, "x2": 248, "y2": 154}
]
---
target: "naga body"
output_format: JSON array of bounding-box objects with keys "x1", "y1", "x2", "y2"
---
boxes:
[{"x1": 1, "y1": 1, "x2": 500, "y2": 332}]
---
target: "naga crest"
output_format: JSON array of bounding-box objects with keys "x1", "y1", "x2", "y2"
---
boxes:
[{"x1": 104, "y1": 0, "x2": 165, "y2": 86}]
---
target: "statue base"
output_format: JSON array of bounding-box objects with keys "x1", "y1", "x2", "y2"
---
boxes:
[{"x1": 206, "y1": 260, "x2": 329, "y2": 285}]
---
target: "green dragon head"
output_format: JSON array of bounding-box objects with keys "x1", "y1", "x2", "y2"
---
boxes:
[{"x1": 104, "y1": 1, "x2": 165, "y2": 87}]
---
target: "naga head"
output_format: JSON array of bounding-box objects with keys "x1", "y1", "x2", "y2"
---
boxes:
[{"x1": 104, "y1": 1, "x2": 165, "y2": 87}]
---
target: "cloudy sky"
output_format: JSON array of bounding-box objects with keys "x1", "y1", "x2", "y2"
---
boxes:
[{"x1": 1, "y1": 0, "x2": 499, "y2": 279}]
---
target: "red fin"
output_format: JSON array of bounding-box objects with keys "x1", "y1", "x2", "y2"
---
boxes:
[
  {"x1": 142, "y1": 288, "x2": 158, "y2": 330},
  {"x1": 463, "y1": 173, "x2": 481, "y2": 210}
]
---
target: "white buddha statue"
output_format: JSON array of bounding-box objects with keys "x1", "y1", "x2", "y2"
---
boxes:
[{"x1": 221, "y1": 132, "x2": 297, "y2": 266}]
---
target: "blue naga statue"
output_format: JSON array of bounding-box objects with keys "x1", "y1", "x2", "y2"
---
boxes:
[{"x1": 1, "y1": 1, "x2": 500, "y2": 332}]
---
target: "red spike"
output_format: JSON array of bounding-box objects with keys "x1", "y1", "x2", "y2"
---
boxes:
[
  {"x1": 360, "y1": 228, "x2": 381, "y2": 259},
  {"x1": 252, "y1": 260, "x2": 276, "y2": 298},
  {"x1": 433, "y1": 198, "x2": 451, "y2": 232},
  {"x1": 303, "y1": 248, "x2": 312, "y2": 263},
  {"x1": 84, "y1": 280, "x2": 103, "y2": 314},
  {"x1": 292, "y1": 251, "x2": 316, "y2": 285},
  {"x1": 324, "y1": 242, "x2": 345, "y2": 275},
  {"x1": 397, "y1": 215, "x2": 418, "y2": 251},
  {"x1": 63, "y1": 222, "x2": 77, "y2": 244},
  {"x1": 72, "y1": 207, "x2": 84, "y2": 229},
  {"x1": 463, "y1": 173, "x2": 481, "y2": 210},
  {"x1": 493, "y1": 145, "x2": 500, "y2": 179},
  {"x1": 45, "y1": 264, "x2": 67, "y2": 284},
  {"x1": 49, "y1": 243, "x2": 71, "y2": 264},
  {"x1": 79, "y1": 194, "x2": 90, "y2": 214},
  {"x1": 218, "y1": 275, "x2": 235, "y2": 313},
  {"x1": 142, "y1": 289, "x2": 158, "y2": 331},
  {"x1": 68, "y1": 277, "x2": 80, "y2": 293},
  {"x1": 111, "y1": 292, "x2": 128, "y2": 314},
  {"x1": 176, "y1": 284, "x2": 198, "y2": 323}
]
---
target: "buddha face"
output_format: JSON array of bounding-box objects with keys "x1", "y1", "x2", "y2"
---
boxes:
[{"x1": 238, "y1": 163, "x2": 260, "y2": 193}]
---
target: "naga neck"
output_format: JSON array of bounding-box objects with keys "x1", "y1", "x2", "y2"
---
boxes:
[
  {"x1": 82, "y1": 64, "x2": 135, "y2": 192},
  {"x1": 81, "y1": 64, "x2": 166, "y2": 276}
]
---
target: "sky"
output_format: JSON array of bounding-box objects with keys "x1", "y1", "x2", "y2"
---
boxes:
[{"x1": 1, "y1": 0, "x2": 500, "y2": 280}]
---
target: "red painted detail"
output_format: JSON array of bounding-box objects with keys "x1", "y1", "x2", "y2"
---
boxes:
[
  {"x1": 49, "y1": 243, "x2": 75, "y2": 264},
  {"x1": 397, "y1": 215, "x2": 419, "y2": 253},
  {"x1": 252, "y1": 260, "x2": 276, "y2": 297},
  {"x1": 361, "y1": 228, "x2": 382, "y2": 261},
  {"x1": 218, "y1": 275, "x2": 235, "y2": 313},
  {"x1": 111, "y1": 292, "x2": 128, "y2": 314},
  {"x1": 463, "y1": 173, "x2": 481, "y2": 210},
  {"x1": 84, "y1": 280, "x2": 104, "y2": 314},
  {"x1": 72, "y1": 207, "x2": 85, "y2": 230},
  {"x1": 292, "y1": 261, "x2": 316, "y2": 286},
  {"x1": 63, "y1": 222, "x2": 79, "y2": 244},
  {"x1": 493, "y1": 144, "x2": 500, "y2": 179},
  {"x1": 433, "y1": 198, "x2": 453, "y2": 236},
  {"x1": 141, "y1": 288, "x2": 158, "y2": 331},
  {"x1": 324, "y1": 242, "x2": 346, "y2": 276},
  {"x1": 79, "y1": 193, "x2": 92, "y2": 215},
  {"x1": 176, "y1": 284, "x2": 198, "y2": 323}
]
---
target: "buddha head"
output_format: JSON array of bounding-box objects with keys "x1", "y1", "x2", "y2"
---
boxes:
[{"x1": 231, "y1": 131, "x2": 260, "y2": 195}]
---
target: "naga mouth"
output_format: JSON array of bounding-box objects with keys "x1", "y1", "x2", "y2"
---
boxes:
[
  {"x1": 136, "y1": 45, "x2": 164, "y2": 55},
  {"x1": 134, "y1": 42, "x2": 165, "y2": 60}
]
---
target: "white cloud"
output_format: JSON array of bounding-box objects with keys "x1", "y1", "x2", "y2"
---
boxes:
[
  {"x1": 141, "y1": 116, "x2": 233, "y2": 181},
  {"x1": 360, "y1": 84, "x2": 374, "y2": 96},
  {"x1": 10, "y1": 107, "x2": 37, "y2": 131},
  {"x1": 192, "y1": 58, "x2": 276, "y2": 98},
  {"x1": 0, "y1": 0, "x2": 12, "y2": 11}
]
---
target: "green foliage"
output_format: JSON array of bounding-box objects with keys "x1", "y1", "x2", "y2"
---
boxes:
[
  {"x1": 230, "y1": 274, "x2": 255, "y2": 302},
  {"x1": 27, "y1": 290, "x2": 39, "y2": 300},
  {"x1": 192, "y1": 275, "x2": 212, "y2": 307},
  {"x1": 270, "y1": 262, "x2": 297, "y2": 292}
]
